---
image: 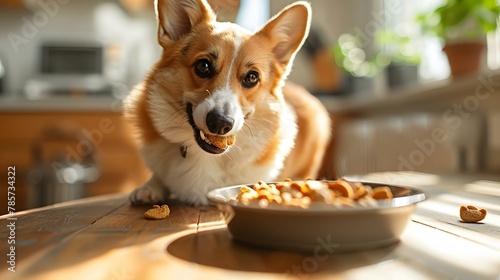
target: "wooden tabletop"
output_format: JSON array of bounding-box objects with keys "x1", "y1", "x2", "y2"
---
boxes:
[{"x1": 1, "y1": 172, "x2": 500, "y2": 280}]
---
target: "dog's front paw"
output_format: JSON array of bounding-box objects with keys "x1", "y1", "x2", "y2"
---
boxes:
[{"x1": 129, "y1": 178, "x2": 170, "y2": 205}]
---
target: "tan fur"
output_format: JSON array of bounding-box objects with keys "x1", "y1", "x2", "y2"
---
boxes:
[
  {"x1": 123, "y1": 84, "x2": 162, "y2": 145},
  {"x1": 281, "y1": 82, "x2": 331, "y2": 179}
]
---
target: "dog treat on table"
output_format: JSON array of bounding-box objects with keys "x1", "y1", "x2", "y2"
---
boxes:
[
  {"x1": 144, "y1": 204, "x2": 170, "y2": 220},
  {"x1": 234, "y1": 179, "x2": 394, "y2": 208},
  {"x1": 460, "y1": 205, "x2": 487, "y2": 223}
]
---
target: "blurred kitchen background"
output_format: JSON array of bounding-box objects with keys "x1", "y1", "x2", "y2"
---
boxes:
[{"x1": 0, "y1": 0, "x2": 499, "y2": 213}]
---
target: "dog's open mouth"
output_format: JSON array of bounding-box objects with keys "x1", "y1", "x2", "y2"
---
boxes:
[{"x1": 186, "y1": 103, "x2": 235, "y2": 154}]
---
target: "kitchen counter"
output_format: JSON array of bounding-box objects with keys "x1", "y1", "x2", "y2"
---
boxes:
[
  {"x1": 318, "y1": 70, "x2": 500, "y2": 116},
  {"x1": 1, "y1": 172, "x2": 499, "y2": 280},
  {"x1": 0, "y1": 96, "x2": 123, "y2": 112},
  {"x1": 1, "y1": 70, "x2": 499, "y2": 114}
]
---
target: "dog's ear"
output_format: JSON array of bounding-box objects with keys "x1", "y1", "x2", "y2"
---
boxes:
[
  {"x1": 256, "y1": 2, "x2": 311, "y2": 74},
  {"x1": 156, "y1": 0, "x2": 215, "y2": 46}
]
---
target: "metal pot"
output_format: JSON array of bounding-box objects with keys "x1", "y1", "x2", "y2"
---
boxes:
[{"x1": 27, "y1": 126, "x2": 99, "y2": 208}]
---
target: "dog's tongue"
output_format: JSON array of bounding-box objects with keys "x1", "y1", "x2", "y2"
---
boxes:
[{"x1": 206, "y1": 134, "x2": 235, "y2": 150}]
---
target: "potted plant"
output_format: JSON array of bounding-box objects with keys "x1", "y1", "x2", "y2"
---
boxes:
[
  {"x1": 332, "y1": 32, "x2": 388, "y2": 94},
  {"x1": 332, "y1": 30, "x2": 421, "y2": 93},
  {"x1": 417, "y1": 0, "x2": 500, "y2": 77},
  {"x1": 375, "y1": 29, "x2": 421, "y2": 89}
]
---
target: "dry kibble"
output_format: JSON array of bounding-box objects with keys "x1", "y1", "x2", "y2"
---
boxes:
[
  {"x1": 240, "y1": 186, "x2": 252, "y2": 193},
  {"x1": 291, "y1": 189, "x2": 304, "y2": 199},
  {"x1": 300, "y1": 196, "x2": 312, "y2": 207},
  {"x1": 273, "y1": 195, "x2": 283, "y2": 204},
  {"x1": 204, "y1": 134, "x2": 235, "y2": 150},
  {"x1": 371, "y1": 186, "x2": 394, "y2": 200},
  {"x1": 234, "y1": 179, "x2": 394, "y2": 208},
  {"x1": 327, "y1": 180, "x2": 355, "y2": 198},
  {"x1": 354, "y1": 183, "x2": 370, "y2": 200},
  {"x1": 281, "y1": 192, "x2": 293, "y2": 203},
  {"x1": 257, "y1": 189, "x2": 274, "y2": 201},
  {"x1": 460, "y1": 205, "x2": 487, "y2": 223},
  {"x1": 336, "y1": 197, "x2": 354, "y2": 206},
  {"x1": 258, "y1": 199, "x2": 269, "y2": 208},
  {"x1": 144, "y1": 204, "x2": 170, "y2": 220},
  {"x1": 291, "y1": 181, "x2": 311, "y2": 195},
  {"x1": 358, "y1": 196, "x2": 378, "y2": 207}
]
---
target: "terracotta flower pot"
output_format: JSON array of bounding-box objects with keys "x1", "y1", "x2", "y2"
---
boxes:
[{"x1": 443, "y1": 42, "x2": 485, "y2": 78}]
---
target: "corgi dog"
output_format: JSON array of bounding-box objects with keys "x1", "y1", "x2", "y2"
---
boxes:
[{"x1": 125, "y1": 0, "x2": 331, "y2": 205}]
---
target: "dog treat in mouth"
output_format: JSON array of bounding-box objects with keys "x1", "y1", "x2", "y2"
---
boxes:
[
  {"x1": 200, "y1": 130, "x2": 235, "y2": 150},
  {"x1": 144, "y1": 204, "x2": 170, "y2": 220},
  {"x1": 234, "y1": 179, "x2": 394, "y2": 208},
  {"x1": 460, "y1": 205, "x2": 487, "y2": 223}
]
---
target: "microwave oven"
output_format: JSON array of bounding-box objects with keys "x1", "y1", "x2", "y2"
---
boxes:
[{"x1": 25, "y1": 44, "x2": 113, "y2": 98}]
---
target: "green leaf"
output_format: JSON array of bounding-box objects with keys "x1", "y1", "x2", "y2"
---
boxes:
[{"x1": 417, "y1": 0, "x2": 500, "y2": 40}]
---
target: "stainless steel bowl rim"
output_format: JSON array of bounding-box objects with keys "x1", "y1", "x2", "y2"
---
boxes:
[{"x1": 207, "y1": 181, "x2": 426, "y2": 212}]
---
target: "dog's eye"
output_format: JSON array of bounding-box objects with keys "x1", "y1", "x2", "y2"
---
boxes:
[
  {"x1": 242, "y1": 71, "x2": 259, "y2": 88},
  {"x1": 194, "y1": 59, "x2": 213, "y2": 79}
]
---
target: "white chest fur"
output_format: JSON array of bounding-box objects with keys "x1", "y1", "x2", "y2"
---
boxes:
[{"x1": 140, "y1": 102, "x2": 297, "y2": 205}]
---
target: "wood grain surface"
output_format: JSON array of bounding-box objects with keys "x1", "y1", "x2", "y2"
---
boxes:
[{"x1": 0, "y1": 173, "x2": 499, "y2": 280}]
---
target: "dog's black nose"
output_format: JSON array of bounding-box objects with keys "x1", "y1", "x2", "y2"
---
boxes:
[{"x1": 206, "y1": 109, "x2": 234, "y2": 135}]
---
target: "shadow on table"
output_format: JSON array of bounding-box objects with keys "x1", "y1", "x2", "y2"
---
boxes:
[{"x1": 167, "y1": 227, "x2": 400, "y2": 275}]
